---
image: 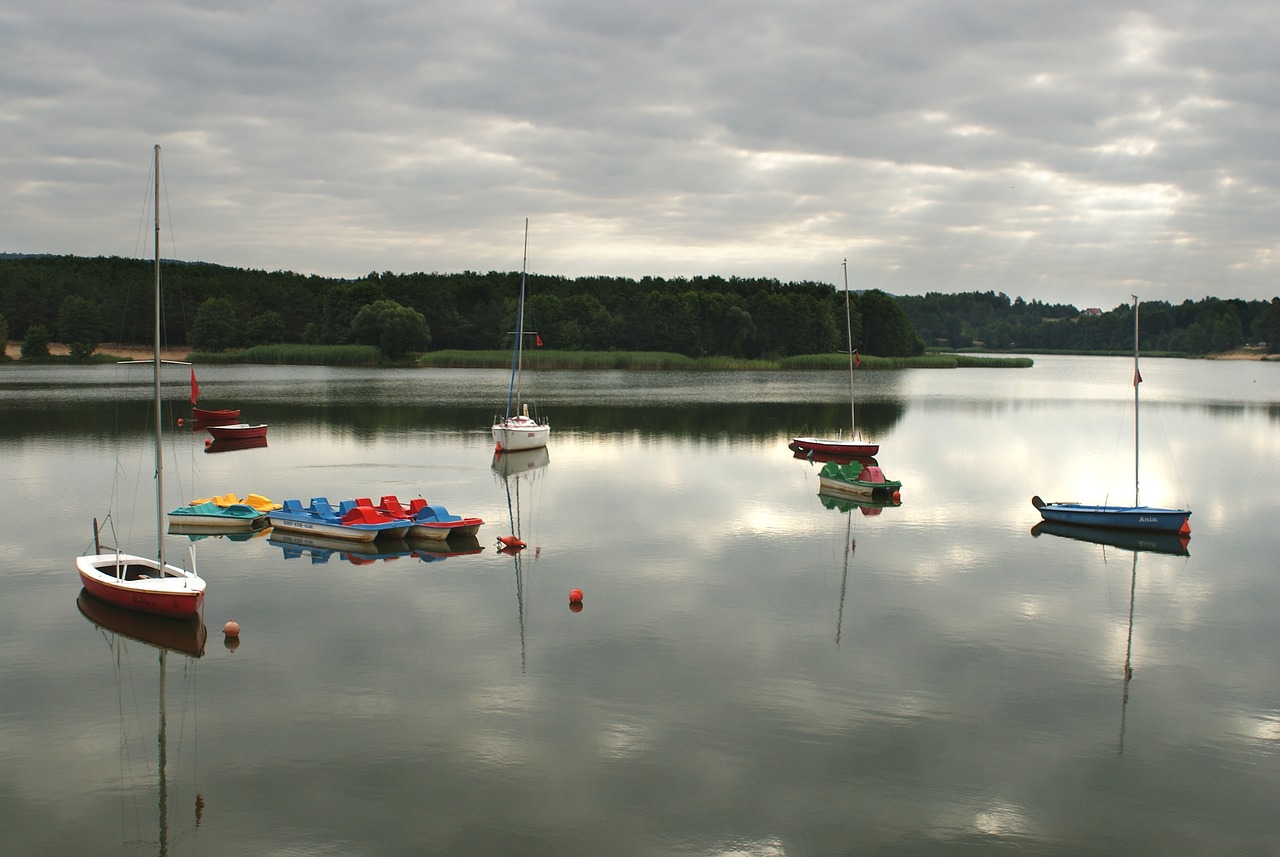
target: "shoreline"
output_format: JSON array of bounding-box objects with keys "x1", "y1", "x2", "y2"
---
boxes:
[{"x1": 4, "y1": 340, "x2": 1274, "y2": 363}]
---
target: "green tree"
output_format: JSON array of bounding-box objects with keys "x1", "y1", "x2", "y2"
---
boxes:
[
  {"x1": 191, "y1": 297, "x2": 241, "y2": 352},
  {"x1": 21, "y1": 324, "x2": 50, "y2": 359},
  {"x1": 0, "y1": 312, "x2": 8, "y2": 354},
  {"x1": 246, "y1": 310, "x2": 286, "y2": 346},
  {"x1": 57, "y1": 295, "x2": 103, "y2": 359},
  {"x1": 351, "y1": 299, "x2": 430, "y2": 359},
  {"x1": 857, "y1": 290, "x2": 925, "y2": 356}
]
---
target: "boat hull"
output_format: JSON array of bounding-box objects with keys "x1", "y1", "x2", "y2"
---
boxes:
[
  {"x1": 265, "y1": 514, "x2": 385, "y2": 542},
  {"x1": 1030, "y1": 520, "x2": 1190, "y2": 556},
  {"x1": 818, "y1": 475, "x2": 902, "y2": 500},
  {"x1": 76, "y1": 554, "x2": 206, "y2": 619},
  {"x1": 192, "y1": 406, "x2": 240, "y2": 425},
  {"x1": 207, "y1": 423, "x2": 268, "y2": 440},
  {"x1": 167, "y1": 501, "x2": 266, "y2": 531},
  {"x1": 791, "y1": 437, "x2": 879, "y2": 458},
  {"x1": 1035, "y1": 501, "x2": 1191, "y2": 534},
  {"x1": 493, "y1": 419, "x2": 550, "y2": 452}
]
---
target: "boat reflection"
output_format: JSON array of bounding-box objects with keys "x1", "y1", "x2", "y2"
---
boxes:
[
  {"x1": 168, "y1": 521, "x2": 271, "y2": 540},
  {"x1": 1031, "y1": 519, "x2": 1190, "y2": 556},
  {"x1": 492, "y1": 447, "x2": 548, "y2": 670},
  {"x1": 790, "y1": 442, "x2": 878, "y2": 467},
  {"x1": 269, "y1": 531, "x2": 416, "y2": 565},
  {"x1": 204, "y1": 435, "x2": 268, "y2": 454},
  {"x1": 819, "y1": 491, "x2": 903, "y2": 515},
  {"x1": 77, "y1": 587, "x2": 206, "y2": 851},
  {"x1": 412, "y1": 534, "x2": 484, "y2": 562},
  {"x1": 77, "y1": 588, "x2": 208, "y2": 657},
  {"x1": 818, "y1": 491, "x2": 901, "y2": 645},
  {"x1": 1030, "y1": 517, "x2": 1191, "y2": 754}
]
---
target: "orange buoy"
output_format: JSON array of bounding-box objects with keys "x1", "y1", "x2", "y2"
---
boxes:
[
  {"x1": 569, "y1": 588, "x2": 583, "y2": 604},
  {"x1": 497, "y1": 535, "x2": 526, "y2": 549},
  {"x1": 223, "y1": 619, "x2": 240, "y2": 637}
]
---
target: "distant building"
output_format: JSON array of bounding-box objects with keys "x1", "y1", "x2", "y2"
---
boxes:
[{"x1": 1083, "y1": 308, "x2": 1102, "y2": 316}]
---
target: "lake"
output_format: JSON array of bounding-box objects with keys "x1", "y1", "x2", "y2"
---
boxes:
[{"x1": 1, "y1": 357, "x2": 1276, "y2": 856}]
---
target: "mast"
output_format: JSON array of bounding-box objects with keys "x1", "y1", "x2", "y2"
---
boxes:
[
  {"x1": 503, "y1": 219, "x2": 529, "y2": 420},
  {"x1": 843, "y1": 259, "x2": 855, "y2": 436},
  {"x1": 1132, "y1": 295, "x2": 1140, "y2": 507},
  {"x1": 153, "y1": 144, "x2": 165, "y2": 564}
]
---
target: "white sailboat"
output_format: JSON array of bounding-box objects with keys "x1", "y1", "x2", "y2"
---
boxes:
[
  {"x1": 77, "y1": 145, "x2": 207, "y2": 619},
  {"x1": 492, "y1": 219, "x2": 550, "y2": 452}
]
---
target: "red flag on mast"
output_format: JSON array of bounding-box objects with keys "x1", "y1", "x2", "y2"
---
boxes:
[
  {"x1": 190, "y1": 368, "x2": 200, "y2": 405},
  {"x1": 535, "y1": 334, "x2": 544, "y2": 348},
  {"x1": 854, "y1": 349, "x2": 860, "y2": 368},
  {"x1": 1133, "y1": 367, "x2": 1142, "y2": 386}
]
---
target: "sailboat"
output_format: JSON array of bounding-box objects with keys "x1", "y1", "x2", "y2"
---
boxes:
[
  {"x1": 1033, "y1": 296, "x2": 1192, "y2": 535},
  {"x1": 77, "y1": 145, "x2": 208, "y2": 619},
  {"x1": 492, "y1": 219, "x2": 550, "y2": 452},
  {"x1": 790, "y1": 259, "x2": 879, "y2": 459}
]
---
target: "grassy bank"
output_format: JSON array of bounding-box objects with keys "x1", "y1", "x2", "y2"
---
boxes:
[{"x1": 418, "y1": 349, "x2": 1034, "y2": 370}]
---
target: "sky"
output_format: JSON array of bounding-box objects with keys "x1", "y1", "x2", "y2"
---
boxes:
[{"x1": 3, "y1": 0, "x2": 1277, "y2": 310}]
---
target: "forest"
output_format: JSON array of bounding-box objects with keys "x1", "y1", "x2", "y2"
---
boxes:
[{"x1": 1, "y1": 253, "x2": 1277, "y2": 360}]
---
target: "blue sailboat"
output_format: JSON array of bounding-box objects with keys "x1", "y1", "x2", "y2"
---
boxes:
[{"x1": 1033, "y1": 296, "x2": 1191, "y2": 535}]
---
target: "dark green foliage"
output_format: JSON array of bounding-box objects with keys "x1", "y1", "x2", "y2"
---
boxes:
[
  {"x1": 0, "y1": 311, "x2": 9, "y2": 353},
  {"x1": 1, "y1": 255, "x2": 1275, "y2": 361},
  {"x1": 57, "y1": 295, "x2": 103, "y2": 358},
  {"x1": 191, "y1": 297, "x2": 241, "y2": 352},
  {"x1": 247, "y1": 310, "x2": 286, "y2": 345},
  {"x1": 21, "y1": 324, "x2": 50, "y2": 359},
  {"x1": 350, "y1": 299, "x2": 431, "y2": 359}
]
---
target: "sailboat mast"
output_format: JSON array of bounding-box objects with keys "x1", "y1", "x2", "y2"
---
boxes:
[
  {"x1": 843, "y1": 259, "x2": 855, "y2": 436},
  {"x1": 503, "y1": 219, "x2": 529, "y2": 421},
  {"x1": 1132, "y1": 295, "x2": 1140, "y2": 508},
  {"x1": 153, "y1": 144, "x2": 165, "y2": 564}
]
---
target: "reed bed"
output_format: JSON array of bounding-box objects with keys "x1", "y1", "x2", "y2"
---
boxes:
[{"x1": 188, "y1": 344, "x2": 382, "y2": 365}]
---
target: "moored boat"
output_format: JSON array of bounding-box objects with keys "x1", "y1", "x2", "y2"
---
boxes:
[
  {"x1": 167, "y1": 500, "x2": 268, "y2": 531},
  {"x1": 816, "y1": 459, "x2": 902, "y2": 500},
  {"x1": 365, "y1": 495, "x2": 484, "y2": 541},
  {"x1": 1034, "y1": 296, "x2": 1191, "y2": 535},
  {"x1": 207, "y1": 422, "x2": 269, "y2": 441},
  {"x1": 267, "y1": 497, "x2": 409, "y2": 542},
  {"x1": 790, "y1": 259, "x2": 879, "y2": 459},
  {"x1": 76, "y1": 145, "x2": 207, "y2": 620}
]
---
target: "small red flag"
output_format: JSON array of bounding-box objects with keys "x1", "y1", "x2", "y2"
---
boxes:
[
  {"x1": 190, "y1": 368, "x2": 200, "y2": 404},
  {"x1": 854, "y1": 349, "x2": 860, "y2": 368},
  {"x1": 535, "y1": 334, "x2": 544, "y2": 348},
  {"x1": 1133, "y1": 367, "x2": 1142, "y2": 386}
]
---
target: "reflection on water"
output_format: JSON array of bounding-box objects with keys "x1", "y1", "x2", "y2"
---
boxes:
[{"x1": 3, "y1": 360, "x2": 1278, "y2": 855}]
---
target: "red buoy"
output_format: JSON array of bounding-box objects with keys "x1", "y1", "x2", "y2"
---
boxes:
[
  {"x1": 497, "y1": 535, "x2": 526, "y2": 549},
  {"x1": 569, "y1": 588, "x2": 583, "y2": 604},
  {"x1": 223, "y1": 619, "x2": 240, "y2": 637}
]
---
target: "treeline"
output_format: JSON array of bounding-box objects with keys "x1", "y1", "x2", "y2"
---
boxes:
[
  {"x1": 900, "y1": 291, "x2": 1280, "y2": 354},
  {"x1": 0, "y1": 254, "x2": 925, "y2": 359},
  {"x1": 1, "y1": 254, "x2": 1276, "y2": 360}
]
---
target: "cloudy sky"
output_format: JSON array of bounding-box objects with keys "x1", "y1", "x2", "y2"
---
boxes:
[{"x1": 4, "y1": 0, "x2": 1277, "y2": 309}]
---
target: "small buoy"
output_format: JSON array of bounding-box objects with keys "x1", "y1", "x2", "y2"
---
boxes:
[
  {"x1": 497, "y1": 535, "x2": 526, "y2": 549},
  {"x1": 204, "y1": 438, "x2": 211, "y2": 447},
  {"x1": 569, "y1": 601, "x2": 583, "y2": 613},
  {"x1": 223, "y1": 619, "x2": 240, "y2": 637},
  {"x1": 177, "y1": 417, "x2": 185, "y2": 426},
  {"x1": 569, "y1": 588, "x2": 583, "y2": 604}
]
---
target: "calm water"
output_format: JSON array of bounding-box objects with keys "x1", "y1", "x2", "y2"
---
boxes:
[{"x1": 1, "y1": 357, "x2": 1277, "y2": 856}]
